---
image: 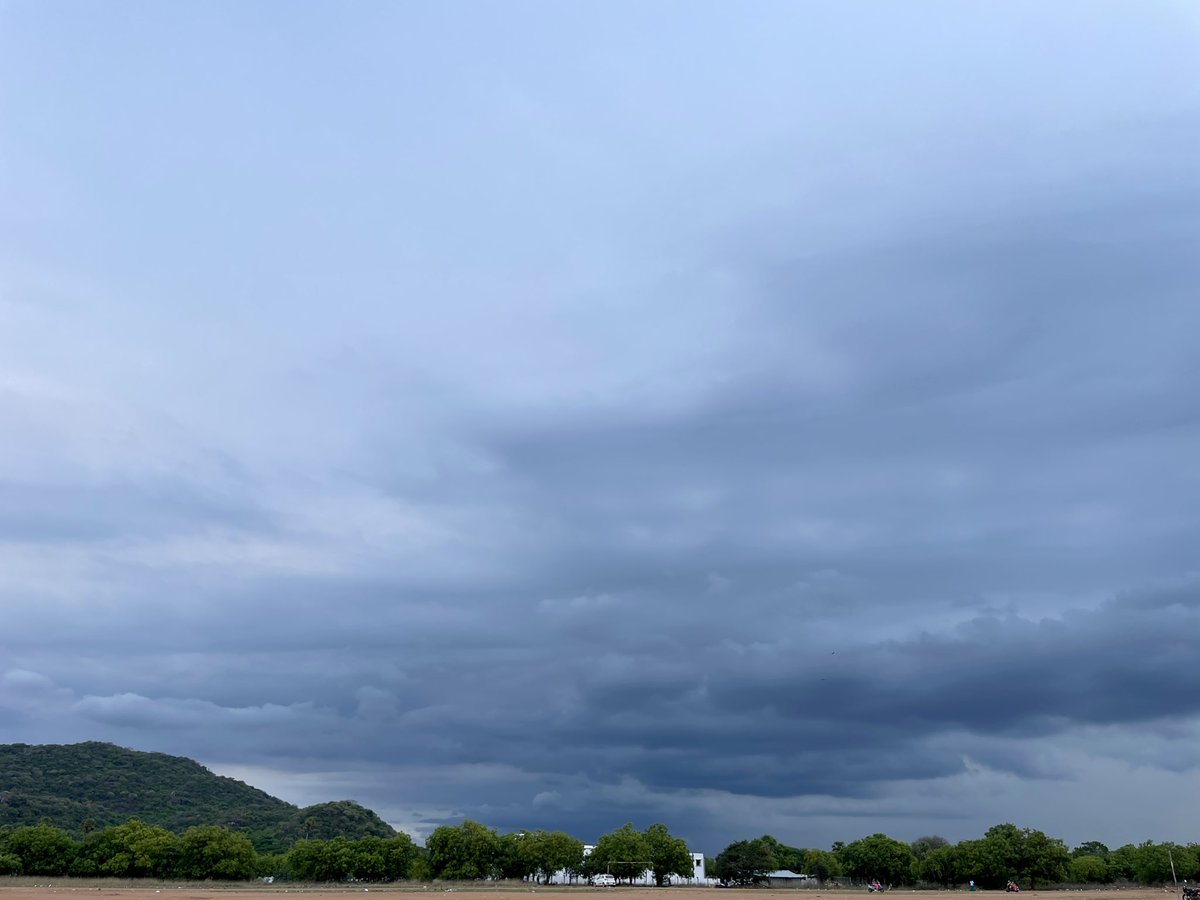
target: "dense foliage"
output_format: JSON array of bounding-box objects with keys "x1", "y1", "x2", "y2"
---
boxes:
[
  {"x1": 426, "y1": 819, "x2": 503, "y2": 880},
  {"x1": 710, "y1": 827, "x2": 1200, "y2": 889},
  {"x1": 712, "y1": 836, "x2": 782, "y2": 885},
  {"x1": 4, "y1": 743, "x2": 1199, "y2": 887},
  {"x1": 287, "y1": 834, "x2": 424, "y2": 881},
  {"x1": 711, "y1": 834, "x2": 845, "y2": 886},
  {"x1": 841, "y1": 833, "x2": 918, "y2": 885},
  {"x1": 0, "y1": 821, "x2": 255, "y2": 879},
  {"x1": 641, "y1": 822, "x2": 695, "y2": 886},
  {"x1": 0, "y1": 742, "x2": 395, "y2": 852},
  {"x1": 497, "y1": 829, "x2": 587, "y2": 883}
]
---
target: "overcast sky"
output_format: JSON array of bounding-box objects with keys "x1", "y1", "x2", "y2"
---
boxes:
[{"x1": 3, "y1": 1, "x2": 1200, "y2": 855}]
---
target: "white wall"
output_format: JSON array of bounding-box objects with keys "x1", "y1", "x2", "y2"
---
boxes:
[{"x1": 536, "y1": 846, "x2": 716, "y2": 886}]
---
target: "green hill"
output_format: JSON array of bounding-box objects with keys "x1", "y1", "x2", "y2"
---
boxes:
[{"x1": 0, "y1": 742, "x2": 395, "y2": 853}]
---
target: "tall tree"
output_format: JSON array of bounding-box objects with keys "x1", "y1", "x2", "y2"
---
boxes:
[
  {"x1": 498, "y1": 831, "x2": 534, "y2": 880},
  {"x1": 974, "y1": 824, "x2": 1069, "y2": 889},
  {"x1": 757, "y1": 835, "x2": 805, "y2": 871},
  {"x1": 1072, "y1": 841, "x2": 1110, "y2": 859},
  {"x1": 1107, "y1": 844, "x2": 1138, "y2": 881},
  {"x1": 71, "y1": 819, "x2": 176, "y2": 878},
  {"x1": 383, "y1": 833, "x2": 422, "y2": 879},
  {"x1": 349, "y1": 835, "x2": 390, "y2": 881},
  {"x1": 0, "y1": 848, "x2": 21, "y2": 875},
  {"x1": 175, "y1": 825, "x2": 258, "y2": 880},
  {"x1": 590, "y1": 823, "x2": 651, "y2": 883},
  {"x1": 1132, "y1": 841, "x2": 1197, "y2": 885},
  {"x1": 1020, "y1": 828, "x2": 1070, "y2": 889},
  {"x1": 426, "y1": 820, "x2": 501, "y2": 880},
  {"x1": 713, "y1": 837, "x2": 778, "y2": 886},
  {"x1": 840, "y1": 833, "x2": 916, "y2": 885},
  {"x1": 4, "y1": 823, "x2": 77, "y2": 876},
  {"x1": 532, "y1": 830, "x2": 585, "y2": 884},
  {"x1": 911, "y1": 835, "x2": 949, "y2": 861},
  {"x1": 1069, "y1": 855, "x2": 1110, "y2": 883},
  {"x1": 916, "y1": 845, "x2": 957, "y2": 886},
  {"x1": 289, "y1": 836, "x2": 366, "y2": 881},
  {"x1": 643, "y1": 823, "x2": 694, "y2": 886},
  {"x1": 802, "y1": 848, "x2": 843, "y2": 881}
]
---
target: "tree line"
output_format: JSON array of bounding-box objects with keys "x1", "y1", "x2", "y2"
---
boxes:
[
  {"x1": 426, "y1": 820, "x2": 693, "y2": 885},
  {"x1": 3, "y1": 816, "x2": 1197, "y2": 886},
  {"x1": 712, "y1": 826, "x2": 1200, "y2": 888},
  {"x1": 0, "y1": 818, "x2": 693, "y2": 884}
]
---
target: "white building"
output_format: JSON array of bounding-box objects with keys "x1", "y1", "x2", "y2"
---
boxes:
[{"x1": 538, "y1": 844, "x2": 715, "y2": 886}]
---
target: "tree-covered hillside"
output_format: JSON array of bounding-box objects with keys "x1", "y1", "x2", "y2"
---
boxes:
[{"x1": 0, "y1": 742, "x2": 394, "y2": 853}]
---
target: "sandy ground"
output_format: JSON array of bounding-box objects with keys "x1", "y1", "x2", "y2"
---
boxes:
[{"x1": 0, "y1": 886, "x2": 1186, "y2": 900}]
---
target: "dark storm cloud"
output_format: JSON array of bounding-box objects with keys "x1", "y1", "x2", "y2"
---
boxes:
[
  {"x1": 458, "y1": 181, "x2": 1200, "y2": 622},
  {"x1": 4, "y1": 0, "x2": 1200, "y2": 854},
  {"x1": 19, "y1": 577, "x2": 1195, "y2": 797}
]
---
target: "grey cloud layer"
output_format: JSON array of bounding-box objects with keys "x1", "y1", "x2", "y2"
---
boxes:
[
  {"x1": 7, "y1": 171, "x2": 1200, "y2": 847},
  {"x1": 3, "y1": 0, "x2": 1200, "y2": 854}
]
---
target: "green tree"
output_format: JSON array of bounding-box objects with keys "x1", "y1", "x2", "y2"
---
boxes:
[
  {"x1": 757, "y1": 835, "x2": 805, "y2": 871},
  {"x1": 1185, "y1": 845, "x2": 1200, "y2": 880},
  {"x1": 497, "y1": 831, "x2": 527, "y2": 880},
  {"x1": 1021, "y1": 828, "x2": 1070, "y2": 889},
  {"x1": 643, "y1": 823, "x2": 693, "y2": 886},
  {"x1": 840, "y1": 833, "x2": 916, "y2": 885},
  {"x1": 383, "y1": 833, "x2": 422, "y2": 880},
  {"x1": 801, "y1": 848, "x2": 843, "y2": 881},
  {"x1": 911, "y1": 835, "x2": 949, "y2": 861},
  {"x1": 285, "y1": 831, "x2": 419, "y2": 881},
  {"x1": 72, "y1": 819, "x2": 177, "y2": 878},
  {"x1": 175, "y1": 825, "x2": 258, "y2": 880},
  {"x1": 408, "y1": 851, "x2": 432, "y2": 881},
  {"x1": 974, "y1": 824, "x2": 1068, "y2": 889},
  {"x1": 1107, "y1": 844, "x2": 1137, "y2": 881},
  {"x1": 497, "y1": 830, "x2": 585, "y2": 884},
  {"x1": 288, "y1": 838, "x2": 330, "y2": 881},
  {"x1": 256, "y1": 852, "x2": 289, "y2": 879},
  {"x1": 713, "y1": 837, "x2": 778, "y2": 886},
  {"x1": 526, "y1": 830, "x2": 585, "y2": 884},
  {"x1": 5, "y1": 823, "x2": 77, "y2": 875},
  {"x1": 973, "y1": 825, "x2": 1021, "y2": 886},
  {"x1": 289, "y1": 835, "x2": 357, "y2": 883},
  {"x1": 1131, "y1": 841, "x2": 1197, "y2": 885},
  {"x1": 590, "y1": 823, "x2": 651, "y2": 883},
  {"x1": 350, "y1": 835, "x2": 391, "y2": 881},
  {"x1": 1070, "y1": 855, "x2": 1110, "y2": 883},
  {"x1": 426, "y1": 819, "x2": 501, "y2": 880},
  {"x1": 953, "y1": 839, "x2": 986, "y2": 883},
  {"x1": 1072, "y1": 841, "x2": 1110, "y2": 859},
  {"x1": 916, "y1": 845, "x2": 957, "y2": 886}
]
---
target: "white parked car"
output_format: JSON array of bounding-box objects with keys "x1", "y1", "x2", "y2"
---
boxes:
[{"x1": 591, "y1": 874, "x2": 618, "y2": 887}]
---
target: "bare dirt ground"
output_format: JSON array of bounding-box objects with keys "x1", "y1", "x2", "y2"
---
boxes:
[{"x1": 0, "y1": 885, "x2": 1186, "y2": 900}]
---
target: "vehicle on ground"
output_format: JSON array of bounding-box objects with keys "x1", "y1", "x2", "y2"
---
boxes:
[{"x1": 591, "y1": 874, "x2": 618, "y2": 887}]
